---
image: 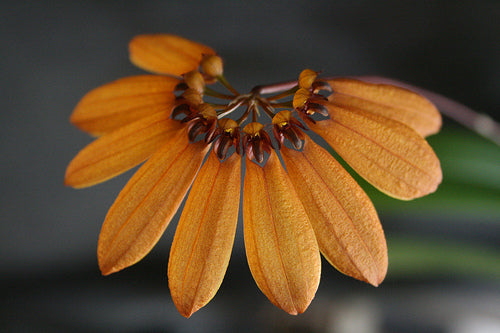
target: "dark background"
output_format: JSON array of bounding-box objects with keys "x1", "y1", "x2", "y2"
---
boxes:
[{"x1": 1, "y1": 1, "x2": 499, "y2": 332}]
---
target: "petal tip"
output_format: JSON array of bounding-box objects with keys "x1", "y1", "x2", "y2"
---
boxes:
[
  {"x1": 370, "y1": 257, "x2": 388, "y2": 287},
  {"x1": 63, "y1": 164, "x2": 92, "y2": 189},
  {"x1": 98, "y1": 250, "x2": 120, "y2": 276},
  {"x1": 172, "y1": 299, "x2": 198, "y2": 318},
  {"x1": 368, "y1": 274, "x2": 385, "y2": 287},
  {"x1": 178, "y1": 307, "x2": 194, "y2": 319},
  {"x1": 294, "y1": 305, "x2": 308, "y2": 315},
  {"x1": 98, "y1": 258, "x2": 123, "y2": 276},
  {"x1": 64, "y1": 164, "x2": 79, "y2": 188},
  {"x1": 63, "y1": 170, "x2": 78, "y2": 188},
  {"x1": 181, "y1": 312, "x2": 193, "y2": 319},
  {"x1": 99, "y1": 266, "x2": 114, "y2": 276},
  {"x1": 357, "y1": 265, "x2": 386, "y2": 287},
  {"x1": 63, "y1": 176, "x2": 71, "y2": 187}
]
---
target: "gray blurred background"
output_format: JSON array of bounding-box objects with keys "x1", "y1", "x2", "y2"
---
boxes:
[{"x1": 1, "y1": 1, "x2": 499, "y2": 332}]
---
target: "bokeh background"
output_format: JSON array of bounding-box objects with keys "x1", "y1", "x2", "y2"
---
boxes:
[{"x1": 1, "y1": 1, "x2": 499, "y2": 332}]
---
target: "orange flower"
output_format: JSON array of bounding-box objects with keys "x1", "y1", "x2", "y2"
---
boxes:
[{"x1": 65, "y1": 34, "x2": 442, "y2": 317}]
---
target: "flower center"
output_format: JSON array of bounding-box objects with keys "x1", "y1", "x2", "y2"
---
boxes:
[{"x1": 172, "y1": 65, "x2": 332, "y2": 161}]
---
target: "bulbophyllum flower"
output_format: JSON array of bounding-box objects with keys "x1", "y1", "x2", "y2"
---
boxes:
[{"x1": 65, "y1": 34, "x2": 442, "y2": 317}]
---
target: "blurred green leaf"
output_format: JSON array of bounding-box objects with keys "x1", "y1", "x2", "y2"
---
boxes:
[
  {"x1": 427, "y1": 126, "x2": 500, "y2": 190},
  {"x1": 387, "y1": 235, "x2": 500, "y2": 279}
]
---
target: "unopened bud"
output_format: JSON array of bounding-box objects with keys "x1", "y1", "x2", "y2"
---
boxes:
[
  {"x1": 243, "y1": 122, "x2": 265, "y2": 136},
  {"x1": 242, "y1": 122, "x2": 272, "y2": 163},
  {"x1": 218, "y1": 118, "x2": 239, "y2": 134},
  {"x1": 298, "y1": 69, "x2": 318, "y2": 89},
  {"x1": 201, "y1": 55, "x2": 224, "y2": 77},
  {"x1": 272, "y1": 110, "x2": 305, "y2": 150},
  {"x1": 182, "y1": 88, "x2": 203, "y2": 106},
  {"x1": 272, "y1": 110, "x2": 292, "y2": 126},
  {"x1": 293, "y1": 88, "x2": 311, "y2": 109},
  {"x1": 198, "y1": 103, "x2": 217, "y2": 120},
  {"x1": 183, "y1": 70, "x2": 205, "y2": 93}
]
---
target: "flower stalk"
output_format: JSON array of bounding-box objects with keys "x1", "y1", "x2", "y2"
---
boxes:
[{"x1": 216, "y1": 74, "x2": 240, "y2": 96}]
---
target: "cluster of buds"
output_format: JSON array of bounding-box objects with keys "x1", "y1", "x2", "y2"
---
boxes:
[{"x1": 171, "y1": 56, "x2": 333, "y2": 163}]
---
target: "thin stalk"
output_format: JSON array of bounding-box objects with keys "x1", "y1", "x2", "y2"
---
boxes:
[
  {"x1": 217, "y1": 98, "x2": 247, "y2": 119},
  {"x1": 270, "y1": 101, "x2": 293, "y2": 108},
  {"x1": 253, "y1": 80, "x2": 298, "y2": 95},
  {"x1": 252, "y1": 109, "x2": 257, "y2": 122},
  {"x1": 236, "y1": 107, "x2": 252, "y2": 125},
  {"x1": 217, "y1": 75, "x2": 240, "y2": 96},
  {"x1": 204, "y1": 87, "x2": 235, "y2": 100},
  {"x1": 261, "y1": 104, "x2": 276, "y2": 119},
  {"x1": 209, "y1": 103, "x2": 230, "y2": 109},
  {"x1": 266, "y1": 86, "x2": 299, "y2": 101}
]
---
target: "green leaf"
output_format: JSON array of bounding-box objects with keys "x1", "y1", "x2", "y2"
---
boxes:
[{"x1": 387, "y1": 235, "x2": 500, "y2": 279}]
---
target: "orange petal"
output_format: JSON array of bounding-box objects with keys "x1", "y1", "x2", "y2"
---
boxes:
[
  {"x1": 308, "y1": 103, "x2": 442, "y2": 200},
  {"x1": 281, "y1": 135, "x2": 387, "y2": 286},
  {"x1": 168, "y1": 152, "x2": 241, "y2": 318},
  {"x1": 97, "y1": 129, "x2": 210, "y2": 275},
  {"x1": 129, "y1": 34, "x2": 215, "y2": 76},
  {"x1": 243, "y1": 151, "x2": 321, "y2": 315},
  {"x1": 327, "y1": 78, "x2": 441, "y2": 137},
  {"x1": 65, "y1": 113, "x2": 182, "y2": 189},
  {"x1": 70, "y1": 75, "x2": 179, "y2": 136}
]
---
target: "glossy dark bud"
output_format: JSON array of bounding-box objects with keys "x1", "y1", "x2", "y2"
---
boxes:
[
  {"x1": 171, "y1": 103, "x2": 192, "y2": 120},
  {"x1": 307, "y1": 103, "x2": 329, "y2": 117},
  {"x1": 312, "y1": 81, "x2": 332, "y2": 94}
]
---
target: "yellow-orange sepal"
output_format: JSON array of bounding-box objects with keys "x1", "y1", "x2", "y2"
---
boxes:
[
  {"x1": 65, "y1": 113, "x2": 182, "y2": 189},
  {"x1": 308, "y1": 103, "x2": 442, "y2": 200},
  {"x1": 168, "y1": 152, "x2": 241, "y2": 318},
  {"x1": 97, "y1": 128, "x2": 210, "y2": 275},
  {"x1": 281, "y1": 135, "x2": 387, "y2": 286},
  {"x1": 70, "y1": 75, "x2": 179, "y2": 136},
  {"x1": 327, "y1": 78, "x2": 441, "y2": 137},
  {"x1": 243, "y1": 151, "x2": 321, "y2": 315},
  {"x1": 129, "y1": 34, "x2": 215, "y2": 76}
]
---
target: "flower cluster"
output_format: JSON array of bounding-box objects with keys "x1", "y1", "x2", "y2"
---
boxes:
[{"x1": 65, "y1": 34, "x2": 442, "y2": 317}]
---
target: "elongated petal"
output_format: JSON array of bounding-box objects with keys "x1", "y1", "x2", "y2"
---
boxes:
[
  {"x1": 65, "y1": 113, "x2": 182, "y2": 188},
  {"x1": 353, "y1": 76, "x2": 500, "y2": 145},
  {"x1": 168, "y1": 152, "x2": 241, "y2": 318},
  {"x1": 327, "y1": 78, "x2": 441, "y2": 137},
  {"x1": 281, "y1": 135, "x2": 387, "y2": 286},
  {"x1": 71, "y1": 75, "x2": 179, "y2": 136},
  {"x1": 129, "y1": 34, "x2": 215, "y2": 76},
  {"x1": 98, "y1": 129, "x2": 210, "y2": 275},
  {"x1": 243, "y1": 151, "x2": 321, "y2": 315},
  {"x1": 308, "y1": 103, "x2": 442, "y2": 200}
]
